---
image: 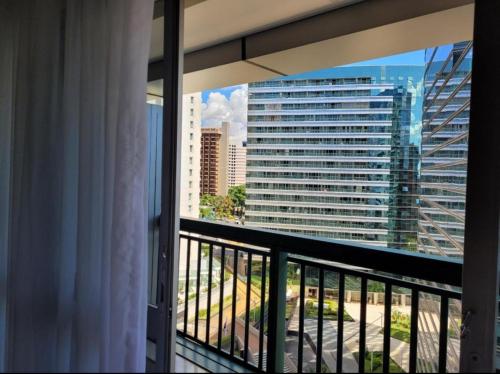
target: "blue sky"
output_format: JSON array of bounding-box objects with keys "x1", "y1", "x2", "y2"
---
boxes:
[
  {"x1": 345, "y1": 49, "x2": 425, "y2": 67},
  {"x1": 201, "y1": 85, "x2": 240, "y2": 102}
]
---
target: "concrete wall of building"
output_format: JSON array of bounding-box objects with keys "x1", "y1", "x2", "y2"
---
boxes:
[
  {"x1": 180, "y1": 92, "x2": 202, "y2": 218},
  {"x1": 228, "y1": 142, "x2": 246, "y2": 188}
]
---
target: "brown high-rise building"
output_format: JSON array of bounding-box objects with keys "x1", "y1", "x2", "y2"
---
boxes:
[{"x1": 200, "y1": 127, "x2": 222, "y2": 195}]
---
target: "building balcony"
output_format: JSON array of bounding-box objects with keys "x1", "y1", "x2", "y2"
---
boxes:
[
  {"x1": 248, "y1": 96, "x2": 393, "y2": 105},
  {"x1": 248, "y1": 83, "x2": 394, "y2": 93},
  {"x1": 148, "y1": 218, "x2": 462, "y2": 373}
]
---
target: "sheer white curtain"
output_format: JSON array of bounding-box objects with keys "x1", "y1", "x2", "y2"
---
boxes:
[{"x1": 0, "y1": 0, "x2": 154, "y2": 371}]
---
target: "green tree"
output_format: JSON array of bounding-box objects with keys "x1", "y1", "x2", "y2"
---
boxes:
[
  {"x1": 228, "y1": 185, "x2": 246, "y2": 217},
  {"x1": 200, "y1": 194, "x2": 216, "y2": 207},
  {"x1": 199, "y1": 194, "x2": 234, "y2": 220},
  {"x1": 199, "y1": 206, "x2": 215, "y2": 219},
  {"x1": 213, "y1": 195, "x2": 230, "y2": 219}
]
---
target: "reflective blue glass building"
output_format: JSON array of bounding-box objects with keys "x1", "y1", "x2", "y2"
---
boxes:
[
  {"x1": 418, "y1": 41, "x2": 472, "y2": 258},
  {"x1": 245, "y1": 65, "x2": 423, "y2": 249}
]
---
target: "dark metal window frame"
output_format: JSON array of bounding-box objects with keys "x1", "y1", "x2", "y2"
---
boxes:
[
  {"x1": 460, "y1": 1, "x2": 500, "y2": 372},
  {"x1": 147, "y1": 0, "x2": 184, "y2": 372}
]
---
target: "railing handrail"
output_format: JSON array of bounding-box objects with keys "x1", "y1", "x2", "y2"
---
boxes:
[{"x1": 180, "y1": 217, "x2": 462, "y2": 287}]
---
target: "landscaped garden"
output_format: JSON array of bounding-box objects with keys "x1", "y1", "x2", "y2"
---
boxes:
[
  {"x1": 381, "y1": 310, "x2": 411, "y2": 343},
  {"x1": 353, "y1": 351, "x2": 404, "y2": 373},
  {"x1": 304, "y1": 298, "x2": 354, "y2": 321}
]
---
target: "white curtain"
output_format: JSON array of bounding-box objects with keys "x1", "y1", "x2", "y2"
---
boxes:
[{"x1": 0, "y1": 0, "x2": 154, "y2": 371}]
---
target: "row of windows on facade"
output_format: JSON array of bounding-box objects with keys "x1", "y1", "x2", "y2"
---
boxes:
[
  {"x1": 248, "y1": 172, "x2": 397, "y2": 182},
  {"x1": 252, "y1": 77, "x2": 373, "y2": 86},
  {"x1": 247, "y1": 138, "x2": 393, "y2": 145},
  {"x1": 249, "y1": 77, "x2": 387, "y2": 88},
  {"x1": 249, "y1": 90, "x2": 373, "y2": 99},
  {"x1": 246, "y1": 194, "x2": 391, "y2": 204},
  {"x1": 248, "y1": 114, "x2": 393, "y2": 122},
  {"x1": 248, "y1": 102, "x2": 394, "y2": 110},
  {"x1": 248, "y1": 84, "x2": 468, "y2": 100},
  {"x1": 246, "y1": 196, "x2": 419, "y2": 208},
  {"x1": 186, "y1": 98, "x2": 196, "y2": 215},
  {"x1": 245, "y1": 219, "x2": 387, "y2": 242},
  {"x1": 247, "y1": 126, "x2": 393, "y2": 133},
  {"x1": 247, "y1": 149, "x2": 465, "y2": 158},
  {"x1": 246, "y1": 120, "x2": 409, "y2": 127},
  {"x1": 245, "y1": 217, "x2": 421, "y2": 233},
  {"x1": 247, "y1": 173, "x2": 464, "y2": 186},
  {"x1": 247, "y1": 182, "x2": 389, "y2": 193},
  {"x1": 247, "y1": 160, "x2": 397, "y2": 169}
]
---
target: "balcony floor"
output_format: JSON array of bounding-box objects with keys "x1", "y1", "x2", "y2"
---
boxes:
[{"x1": 175, "y1": 355, "x2": 207, "y2": 373}]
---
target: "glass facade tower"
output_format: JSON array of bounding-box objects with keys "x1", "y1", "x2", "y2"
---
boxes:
[
  {"x1": 418, "y1": 41, "x2": 472, "y2": 258},
  {"x1": 245, "y1": 66, "x2": 422, "y2": 249},
  {"x1": 414, "y1": 42, "x2": 472, "y2": 372}
]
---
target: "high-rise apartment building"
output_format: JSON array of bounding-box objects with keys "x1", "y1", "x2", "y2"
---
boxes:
[
  {"x1": 200, "y1": 127, "x2": 222, "y2": 196},
  {"x1": 245, "y1": 66, "x2": 422, "y2": 248},
  {"x1": 227, "y1": 142, "x2": 246, "y2": 188},
  {"x1": 417, "y1": 41, "x2": 472, "y2": 258},
  {"x1": 200, "y1": 122, "x2": 245, "y2": 195},
  {"x1": 146, "y1": 92, "x2": 202, "y2": 220},
  {"x1": 218, "y1": 122, "x2": 230, "y2": 195},
  {"x1": 180, "y1": 93, "x2": 202, "y2": 218}
]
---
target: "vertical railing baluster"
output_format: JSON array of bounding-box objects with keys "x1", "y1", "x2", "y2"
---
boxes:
[
  {"x1": 439, "y1": 296, "x2": 449, "y2": 373},
  {"x1": 258, "y1": 256, "x2": 267, "y2": 371},
  {"x1": 336, "y1": 273, "x2": 345, "y2": 373},
  {"x1": 244, "y1": 253, "x2": 253, "y2": 362},
  {"x1": 359, "y1": 277, "x2": 367, "y2": 373},
  {"x1": 409, "y1": 290, "x2": 419, "y2": 373},
  {"x1": 230, "y1": 249, "x2": 238, "y2": 357},
  {"x1": 383, "y1": 283, "x2": 392, "y2": 373},
  {"x1": 266, "y1": 249, "x2": 287, "y2": 373},
  {"x1": 316, "y1": 268, "x2": 325, "y2": 373},
  {"x1": 297, "y1": 263, "x2": 305, "y2": 373},
  {"x1": 183, "y1": 239, "x2": 191, "y2": 334},
  {"x1": 194, "y1": 241, "x2": 202, "y2": 339},
  {"x1": 205, "y1": 244, "x2": 213, "y2": 344},
  {"x1": 217, "y1": 247, "x2": 225, "y2": 351}
]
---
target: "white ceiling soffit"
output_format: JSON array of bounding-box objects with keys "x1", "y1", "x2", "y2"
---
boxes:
[
  {"x1": 149, "y1": 0, "x2": 474, "y2": 93},
  {"x1": 181, "y1": 3, "x2": 473, "y2": 93},
  {"x1": 149, "y1": 0, "x2": 362, "y2": 60},
  {"x1": 184, "y1": 0, "x2": 363, "y2": 53},
  {"x1": 249, "y1": 4, "x2": 474, "y2": 79}
]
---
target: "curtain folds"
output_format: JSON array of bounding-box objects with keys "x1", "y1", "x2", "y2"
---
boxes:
[{"x1": 0, "y1": 0, "x2": 154, "y2": 371}]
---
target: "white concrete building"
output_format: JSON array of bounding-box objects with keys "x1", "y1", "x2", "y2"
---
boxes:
[
  {"x1": 180, "y1": 92, "x2": 201, "y2": 218},
  {"x1": 227, "y1": 142, "x2": 246, "y2": 188}
]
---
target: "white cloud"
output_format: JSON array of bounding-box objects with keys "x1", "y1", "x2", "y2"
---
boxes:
[{"x1": 201, "y1": 85, "x2": 248, "y2": 143}]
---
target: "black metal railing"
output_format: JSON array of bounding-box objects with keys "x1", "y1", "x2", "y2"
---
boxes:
[{"x1": 177, "y1": 217, "x2": 463, "y2": 373}]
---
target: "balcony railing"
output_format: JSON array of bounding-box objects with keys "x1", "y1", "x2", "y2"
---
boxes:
[{"x1": 176, "y1": 217, "x2": 462, "y2": 373}]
